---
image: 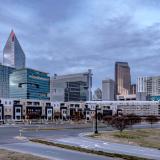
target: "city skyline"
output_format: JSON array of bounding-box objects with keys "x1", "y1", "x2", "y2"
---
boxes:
[{"x1": 1, "y1": 0, "x2": 160, "y2": 90}]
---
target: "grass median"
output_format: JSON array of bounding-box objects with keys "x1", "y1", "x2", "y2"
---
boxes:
[
  {"x1": 90, "y1": 128, "x2": 160, "y2": 149},
  {"x1": 30, "y1": 138, "x2": 151, "y2": 160}
]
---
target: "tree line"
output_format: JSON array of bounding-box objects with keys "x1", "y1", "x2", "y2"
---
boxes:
[{"x1": 103, "y1": 114, "x2": 159, "y2": 132}]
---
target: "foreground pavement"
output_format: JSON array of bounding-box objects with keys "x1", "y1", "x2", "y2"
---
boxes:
[
  {"x1": 54, "y1": 134, "x2": 160, "y2": 160},
  {"x1": 0, "y1": 142, "x2": 114, "y2": 160},
  {"x1": 0, "y1": 123, "x2": 160, "y2": 160},
  {"x1": 0, "y1": 124, "x2": 116, "y2": 160}
]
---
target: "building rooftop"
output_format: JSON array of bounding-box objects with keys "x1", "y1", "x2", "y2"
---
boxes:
[
  {"x1": 12, "y1": 67, "x2": 49, "y2": 74},
  {"x1": 52, "y1": 70, "x2": 92, "y2": 79}
]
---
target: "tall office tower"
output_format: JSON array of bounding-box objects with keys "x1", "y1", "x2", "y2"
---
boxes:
[
  {"x1": 102, "y1": 79, "x2": 115, "y2": 101},
  {"x1": 3, "y1": 30, "x2": 25, "y2": 69},
  {"x1": 137, "y1": 77, "x2": 148, "y2": 93},
  {"x1": 9, "y1": 68, "x2": 50, "y2": 100},
  {"x1": 0, "y1": 64, "x2": 15, "y2": 98},
  {"x1": 50, "y1": 69, "x2": 92, "y2": 102},
  {"x1": 137, "y1": 76, "x2": 160, "y2": 101},
  {"x1": 115, "y1": 62, "x2": 131, "y2": 96},
  {"x1": 130, "y1": 84, "x2": 136, "y2": 94}
]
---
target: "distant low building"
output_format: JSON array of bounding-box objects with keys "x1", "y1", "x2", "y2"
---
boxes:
[
  {"x1": 116, "y1": 94, "x2": 136, "y2": 101},
  {"x1": 93, "y1": 88, "x2": 102, "y2": 100}
]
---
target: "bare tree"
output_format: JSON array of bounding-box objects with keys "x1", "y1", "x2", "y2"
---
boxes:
[
  {"x1": 111, "y1": 116, "x2": 129, "y2": 132},
  {"x1": 103, "y1": 116, "x2": 113, "y2": 126},
  {"x1": 127, "y1": 114, "x2": 142, "y2": 127},
  {"x1": 145, "y1": 115, "x2": 159, "y2": 128}
]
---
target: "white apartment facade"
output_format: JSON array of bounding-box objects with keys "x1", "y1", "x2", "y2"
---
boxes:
[
  {"x1": 137, "y1": 76, "x2": 160, "y2": 101},
  {"x1": 0, "y1": 98, "x2": 160, "y2": 122}
]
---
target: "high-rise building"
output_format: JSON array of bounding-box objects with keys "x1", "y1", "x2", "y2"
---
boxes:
[
  {"x1": 130, "y1": 84, "x2": 136, "y2": 94},
  {"x1": 9, "y1": 68, "x2": 50, "y2": 100},
  {"x1": 0, "y1": 64, "x2": 15, "y2": 98},
  {"x1": 137, "y1": 77, "x2": 148, "y2": 93},
  {"x1": 50, "y1": 70, "x2": 92, "y2": 102},
  {"x1": 3, "y1": 30, "x2": 25, "y2": 69},
  {"x1": 137, "y1": 76, "x2": 160, "y2": 101},
  {"x1": 102, "y1": 79, "x2": 115, "y2": 101},
  {"x1": 115, "y1": 62, "x2": 131, "y2": 96}
]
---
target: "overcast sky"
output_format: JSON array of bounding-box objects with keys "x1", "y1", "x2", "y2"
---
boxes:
[{"x1": 0, "y1": 0, "x2": 160, "y2": 90}]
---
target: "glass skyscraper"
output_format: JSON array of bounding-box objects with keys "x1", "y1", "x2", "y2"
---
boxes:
[
  {"x1": 3, "y1": 30, "x2": 25, "y2": 69},
  {"x1": 0, "y1": 64, "x2": 15, "y2": 98},
  {"x1": 9, "y1": 68, "x2": 50, "y2": 100},
  {"x1": 115, "y1": 62, "x2": 131, "y2": 96}
]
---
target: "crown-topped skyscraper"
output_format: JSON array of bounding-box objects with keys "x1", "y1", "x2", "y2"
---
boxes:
[{"x1": 3, "y1": 30, "x2": 25, "y2": 69}]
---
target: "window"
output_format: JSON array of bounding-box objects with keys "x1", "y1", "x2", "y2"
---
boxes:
[
  {"x1": 16, "y1": 108, "x2": 21, "y2": 113},
  {"x1": 27, "y1": 102, "x2": 32, "y2": 105},
  {"x1": 16, "y1": 116, "x2": 20, "y2": 120},
  {"x1": 48, "y1": 110, "x2": 52, "y2": 114},
  {"x1": 63, "y1": 110, "x2": 66, "y2": 114}
]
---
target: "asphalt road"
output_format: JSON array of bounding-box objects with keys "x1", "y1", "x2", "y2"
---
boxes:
[
  {"x1": 0, "y1": 122, "x2": 160, "y2": 160},
  {"x1": 0, "y1": 142, "x2": 112, "y2": 160},
  {"x1": 0, "y1": 124, "x2": 114, "y2": 160},
  {"x1": 0, "y1": 126, "x2": 20, "y2": 144}
]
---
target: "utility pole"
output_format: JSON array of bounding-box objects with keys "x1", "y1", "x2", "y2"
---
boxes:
[
  {"x1": 94, "y1": 105, "x2": 98, "y2": 134},
  {"x1": 88, "y1": 69, "x2": 92, "y2": 101}
]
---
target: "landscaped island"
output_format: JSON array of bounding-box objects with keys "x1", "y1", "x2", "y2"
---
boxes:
[{"x1": 90, "y1": 129, "x2": 160, "y2": 149}]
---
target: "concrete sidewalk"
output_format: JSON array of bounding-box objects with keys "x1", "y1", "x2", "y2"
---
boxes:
[{"x1": 53, "y1": 134, "x2": 160, "y2": 160}]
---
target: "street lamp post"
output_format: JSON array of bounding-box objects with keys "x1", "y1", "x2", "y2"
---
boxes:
[
  {"x1": 94, "y1": 105, "x2": 98, "y2": 134},
  {"x1": 19, "y1": 129, "x2": 22, "y2": 137}
]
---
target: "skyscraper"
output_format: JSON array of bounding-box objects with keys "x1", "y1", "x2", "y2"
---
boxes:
[
  {"x1": 0, "y1": 64, "x2": 15, "y2": 98},
  {"x1": 115, "y1": 62, "x2": 131, "y2": 96},
  {"x1": 102, "y1": 79, "x2": 115, "y2": 101},
  {"x1": 9, "y1": 68, "x2": 50, "y2": 100},
  {"x1": 3, "y1": 30, "x2": 25, "y2": 69}
]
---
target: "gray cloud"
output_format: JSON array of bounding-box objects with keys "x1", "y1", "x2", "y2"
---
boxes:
[{"x1": 0, "y1": 0, "x2": 160, "y2": 90}]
